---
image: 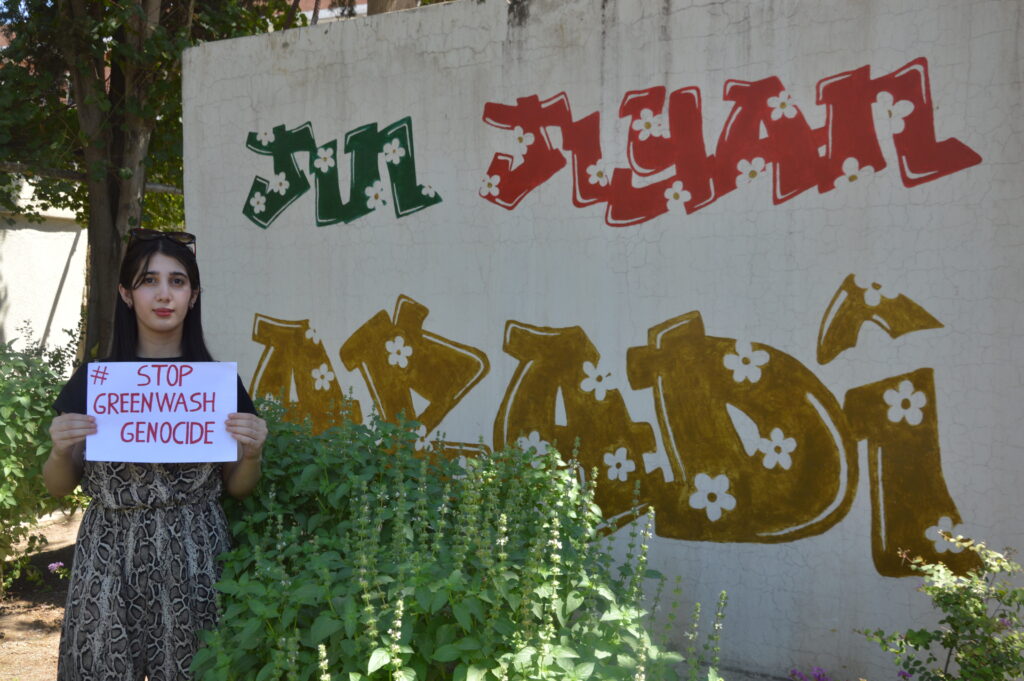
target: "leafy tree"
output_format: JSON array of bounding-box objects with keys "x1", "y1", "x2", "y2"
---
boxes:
[{"x1": 0, "y1": 0, "x2": 300, "y2": 357}]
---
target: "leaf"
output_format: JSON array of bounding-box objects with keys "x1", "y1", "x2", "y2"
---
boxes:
[
  {"x1": 432, "y1": 644, "x2": 461, "y2": 662},
  {"x1": 394, "y1": 670, "x2": 416, "y2": 681},
  {"x1": 466, "y1": 665, "x2": 486, "y2": 681},
  {"x1": 310, "y1": 612, "x2": 344, "y2": 642},
  {"x1": 367, "y1": 647, "x2": 391, "y2": 674}
]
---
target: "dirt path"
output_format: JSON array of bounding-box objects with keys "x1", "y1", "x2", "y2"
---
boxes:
[{"x1": 0, "y1": 512, "x2": 80, "y2": 681}]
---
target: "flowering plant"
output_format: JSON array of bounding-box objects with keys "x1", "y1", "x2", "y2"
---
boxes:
[
  {"x1": 194, "y1": 402, "x2": 727, "y2": 680},
  {"x1": 862, "y1": 535, "x2": 1024, "y2": 681}
]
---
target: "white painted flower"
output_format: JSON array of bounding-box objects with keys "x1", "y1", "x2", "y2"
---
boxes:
[
  {"x1": 586, "y1": 160, "x2": 613, "y2": 187},
  {"x1": 385, "y1": 335, "x2": 413, "y2": 368},
  {"x1": 603, "y1": 447, "x2": 636, "y2": 482},
  {"x1": 256, "y1": 130, "x2": 275, "y2": 146},
  {"x1": 767, "y1": 91, "x2": 798, "y2": 120},
  {"x1": 854, "y1": 275, "x2": 894, "y2": 307},
  {"x1": 311, "y1": 363, "x2": 335, "y2": 391},
  {"x1": 479, "y1": 174, "x2": 501, "y2": 197},
  {"x1": 414, "y1": 424, "x2": 433, "y2": 452},
  {"x1": 688, "y1": 473, "x2": 736, "y2": 522},
  {"x1": 632, "y1": 108, "x2": 668, "y2": 141},
  {"x1": 365, "y1": 180, "x2": 388, "y2": 210},
  {"x1": 758, "y1": 427, "x2": 796, "y2": 470},
  {"x1": 579, "y1": 360, "x2": 613, "y2": 401},
  {"x1": 248, "y1": 192, "x2": 266, "y2": 215},
  {"x1": 304, "y1": 327, "x2": 321, "y2": 345},
  {"x1": 313, "y1": 147, "x2": 335, "y2": 173},
  {"x1": 421, "y1": 184, "x2": 436, "y2": 198},
  {"x1": 838, "y1": 157, "x2": 874, "y2": 185},
  {"x1": 511, "y1": 125, "x2": 535, "y2": 155},
  {"x1": 722, "y1": 341, "x2": 770, "y2": 384},
  {"x1": 874, "y1": 91, "x2": 915, "y2": 135},
  {"x1": 664, "y1": 180, "x2": 691, "y2": 212},
  {"x1": 883, "y1": 379, "x2": 927, "y2": 426},
  {"x1": 517, "y1": 430, "x2": 551, "y2": 468},
  {"x1": 269, "y1": 172, "x2": 290, "y2": 195},
  {"x1": 924, "y1": 516, "x2": 967, "y2": 553},
  {"x1": 736, "y1": 157, "x2": 767, "y2": 185},
  {"x1": 382, "y1": 138, "x2": 406, "y2": 165}
]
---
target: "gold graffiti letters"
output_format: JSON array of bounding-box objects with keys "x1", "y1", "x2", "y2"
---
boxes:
[{"x1": 250, "y1": 294, "x2": 973, "y2": 577}]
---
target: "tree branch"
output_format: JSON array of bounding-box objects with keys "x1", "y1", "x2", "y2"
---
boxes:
[{"x1": 0, "y1": 162, "x2": 182, "y2": 195}]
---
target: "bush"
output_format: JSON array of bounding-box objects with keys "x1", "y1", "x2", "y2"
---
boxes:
[
  {"x1": 195, "y1": 403, "x2": 726, "y2": 681},
  {"x1": 862, "y1": 536, "x2": 1024, "y2": 681},
  {"x1": 0, "y1": 326, "x2": 84, "y2": 597}
]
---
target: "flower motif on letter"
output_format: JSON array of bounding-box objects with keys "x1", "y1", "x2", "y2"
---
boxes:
[
  {"x1": 884, "y1": 379, "x2": 927, "y2": 425},
  {"x1": 304, "y1": 327, "x2": 321, "y2": 346},
  {"x1": 248, "y1": 192, "x2": 266, "y2": 215},
  {"x1": 688, "y1": 473, "x2": 736, "y2": 522},
  {"x1": 313, "y1": 147, "x2": 335, "y2": 173},
  {"x1": 385, "y1": 336, "x2": 413, "y2": 368},
  {"x1": 603, "y1": 447, "x2": 636, "y2": 482},
  {"x1": 664, "y1": 181, "x2": 691, "y2": 213},
  {"x1": 365, "y1": 180, "x2": 387, "y2": 210},
  {"x1": 586, "y1": 159, "x2": 613, "y2": 187},
  {"x1": 479, "y1": 175, "x2": 501, "y2": 197},
  {"x1": 382, "y1": 138, "x2": 406, "y2": 165},
  {"x1": 511, "y1": 125, "x2": 535, "y2": 156},
  {"x1": 758, "y1": 427, "x2": 796, "y2": 470},
  {"x1": 579, "y1": 360, "x2": 613, "y2": 401},
  {"x1": 736, "y1": 157, "x2": 767, "y2": 185},
  {"x1": 269, "y1": 172, "x2": 290, "y2": 195},
  {"x1": 517, "y1": 430, "x2": 551, "y2": 468},
  {"x1": 414, "y1": 424, "x2": 433, "y2": 452},
  {"x1": 838, "y1": 157, "x2": 874, "y2": 185},
  {"x1": 311, "y1": 363, "x2": 335, "y2": 391},
  {"x1": 767, "y1": 91, "x2": 798, "y2": 120},
  {"x1": 723, "y1": 341, "x2": 770, "y2": 384},
  {"x1": 924, "y1": 516, "x2": 966, "y2": 553},
  {"x1": 873, "y1": 91, "x2": 915, "y2": 135},
  {"x1": 853, "y1": 275, "x2": 892, "y2": 307},
  {"x1": 256, "y1": 130, "x2": 275, "y2": 146},
  {"x1": 421, "y1": 185, "x2": 436, "y2": 198},
  {"x1": 632, "y1": 108, "x2": 668, "y2": 141}
]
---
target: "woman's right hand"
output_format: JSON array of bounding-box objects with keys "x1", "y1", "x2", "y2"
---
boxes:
[{"x1": 49, "y1": 413, "x2": 96, "y2": 455}]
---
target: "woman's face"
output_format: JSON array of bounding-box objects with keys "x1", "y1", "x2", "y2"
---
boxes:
[{"x1": 118, "y1": 252, "x2": 199, "y2": 340}]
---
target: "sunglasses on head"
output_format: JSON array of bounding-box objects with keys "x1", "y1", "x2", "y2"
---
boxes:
[{"x1": 127, "y1": 228, "x2": 197, "y2": 253}]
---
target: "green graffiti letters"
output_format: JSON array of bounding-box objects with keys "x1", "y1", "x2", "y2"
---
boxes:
[{"x1": 242, "y1": 118, "x2": 442, "y2": 229}]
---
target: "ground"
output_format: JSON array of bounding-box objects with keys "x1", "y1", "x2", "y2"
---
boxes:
[{"x1": 0, "y1": 513, "x2": 80, "y2": 681}]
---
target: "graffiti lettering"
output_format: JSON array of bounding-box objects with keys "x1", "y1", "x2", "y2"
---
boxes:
[
  {"x1": 479, "y1": 58, "x2": 982, "y2": 226},
  {"x1": 251, "y1": 287, "x2": 973, "y2": 577},
  {"x1": 242, "y1": 119, "x2": 442, "y2": 229}
]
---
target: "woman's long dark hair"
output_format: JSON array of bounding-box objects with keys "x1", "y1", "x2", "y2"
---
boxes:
[{"x1": 108, "y1": 236, "x2": 214, "y2": 362}]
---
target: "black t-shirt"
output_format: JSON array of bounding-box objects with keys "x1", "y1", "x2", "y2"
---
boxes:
[{"x1": 53, "y1": 357, "x2": 257, "y2": 415}]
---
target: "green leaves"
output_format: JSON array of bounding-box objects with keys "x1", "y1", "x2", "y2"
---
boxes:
[
  {"x1": 863, "y1": 534, "x2": 1024, "y2": 681},
  {"x1": 0, "y1": 330, "x2": 83, "y2": 596},
  {"x1": 193, "y1": 407, "x2": 705, "y2": 681}
]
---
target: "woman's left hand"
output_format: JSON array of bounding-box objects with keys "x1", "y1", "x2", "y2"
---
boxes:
[{"x1": 225, "y1": 412, "x2": 267, "y2": 461}]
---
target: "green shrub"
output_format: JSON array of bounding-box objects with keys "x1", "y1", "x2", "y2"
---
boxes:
[
  {"x1": 862, "y1": 535, "x2": 1024, "y2": 681},
  {"x1": 0, "y1": 326, "x2": 84, "y2": 596},
  {"x1": 195, "y1": 403, "x2": 725, "y2": 681}
]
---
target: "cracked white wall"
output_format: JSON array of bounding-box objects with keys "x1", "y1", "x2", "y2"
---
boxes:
[{"x1": 183, "y1": 0, "x2": 1024, "y2": 678}]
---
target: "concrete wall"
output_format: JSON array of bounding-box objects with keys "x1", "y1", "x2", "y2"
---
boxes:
[
  {"x1": 0, "y1": 193, "x2": 85, "y2": 350},
  {"x1": 182, "y1": 1, "x2": 1024, "y2": 678}
]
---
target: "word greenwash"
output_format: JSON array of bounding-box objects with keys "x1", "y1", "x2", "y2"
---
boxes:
[{"x1": 92, "y1": 391, "x2": 217, "y2": 415}]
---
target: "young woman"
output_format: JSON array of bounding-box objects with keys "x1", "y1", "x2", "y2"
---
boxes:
[{"x1": 44, "y1": 229, "x2": 267, "y2": 681}]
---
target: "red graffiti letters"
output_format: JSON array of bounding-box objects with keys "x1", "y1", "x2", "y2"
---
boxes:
[{"x1": 480, "y1": 58, "x2": 981, "y2": 225}]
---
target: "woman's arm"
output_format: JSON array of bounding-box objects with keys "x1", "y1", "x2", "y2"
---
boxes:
[
  {"x1": 44, "y1": 413, "x2": 93, "y2": 497},
  {"x1": 222, "y1": 412, "x2": 267, "y2": 499}
]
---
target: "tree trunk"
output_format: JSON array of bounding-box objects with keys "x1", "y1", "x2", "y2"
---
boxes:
[{"x1": 367, "y1": 0, "x2": 418, "y2": 15}]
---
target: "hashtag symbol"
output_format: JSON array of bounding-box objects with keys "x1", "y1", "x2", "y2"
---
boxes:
[{"x1": 90, "y1": 365, "x2": 109, "y2": 385}]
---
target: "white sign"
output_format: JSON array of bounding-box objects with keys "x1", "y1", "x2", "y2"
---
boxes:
[{"x1": 85, "y1": 361, "x2": 238, "y2": 463}]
